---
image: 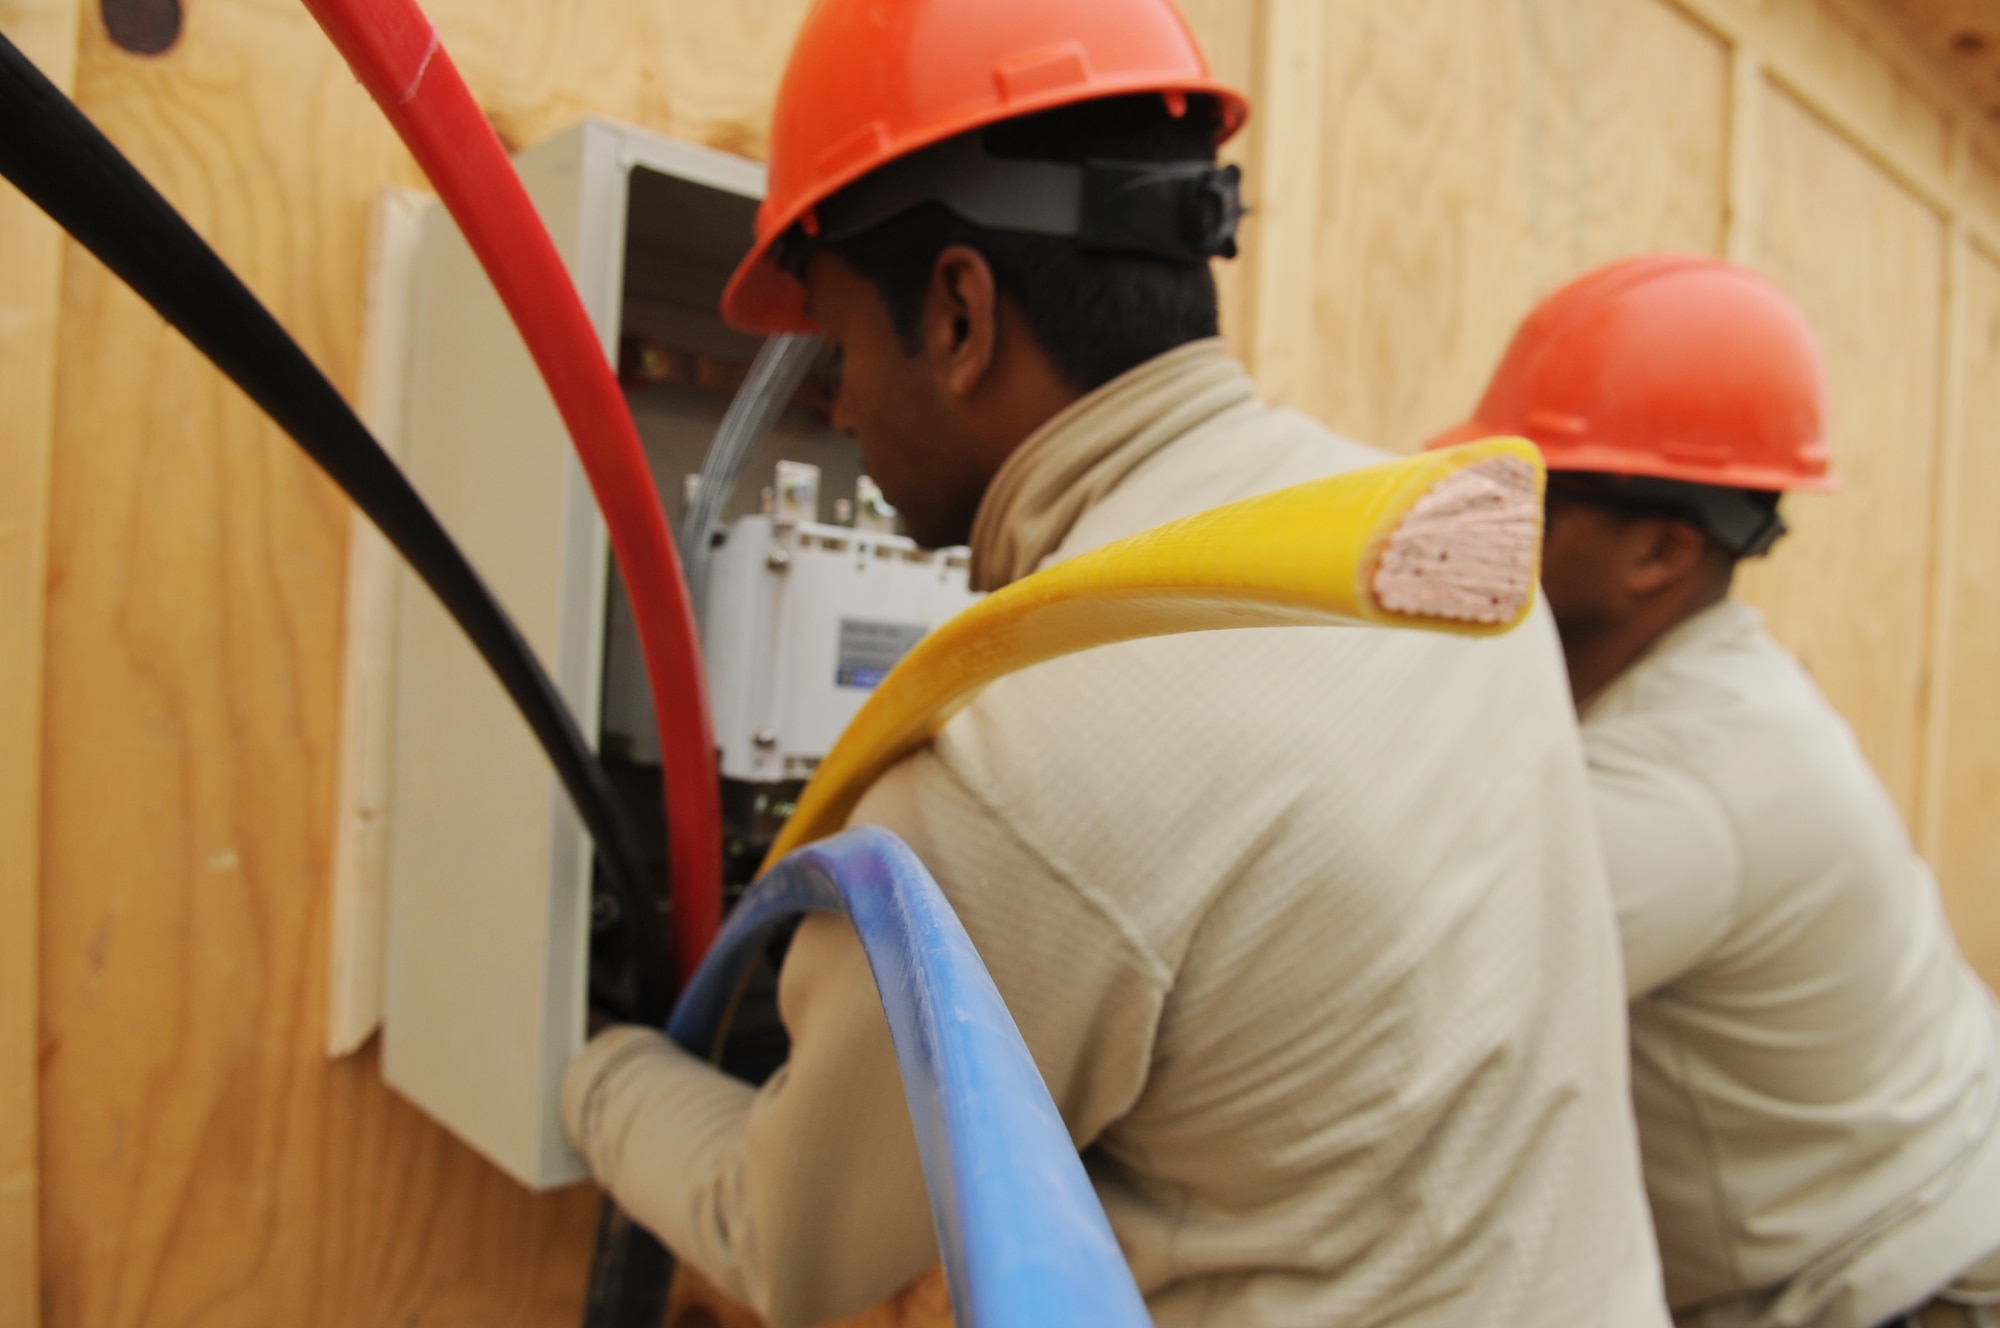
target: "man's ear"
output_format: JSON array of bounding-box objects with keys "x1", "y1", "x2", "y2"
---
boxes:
[
  {"x1": 1625, "y1": 518, "x2": 1710, "y2": 596},
  {"x1": 924, "y1": 244, "x2": 1000, "y2": 400}
]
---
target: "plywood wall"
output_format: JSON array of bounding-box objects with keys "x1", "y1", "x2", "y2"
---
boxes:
[{"x1": 4, "y1": 0, "x2": 1998, "y2": 1324}]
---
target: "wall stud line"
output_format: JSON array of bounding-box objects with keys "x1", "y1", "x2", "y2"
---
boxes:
[
  {"x1": 1241, "y1": 0, "x2": 1328, "y2": 408},
  {"x1": 1672, "y1": 0, "x2": 1979, "y2": 225},
  {"x1": 1759, "y1": 62, "x2": 1955, "y2": 217},
  {"x1": 1725, "y1": 39, "x2": 1766, "y2": 265},
  {"x1": 1917, "y1": 119, "x2": 1973, "y2": 864}
]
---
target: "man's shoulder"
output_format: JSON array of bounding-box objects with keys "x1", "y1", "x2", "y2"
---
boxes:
[
  {"x1": 926, "y1": 598, "x2": 1587, "y2": 871},
  {"x1": 1136, "y1": 400, "x2": 1391, "y2": 499},
  {"x1": 1060, "y1": 400, "x2": 1390, "y2": 556},
  {"x1": 1586, "y1": 601, "x2": 1833, "y2": 745},
  {"x1": 1584, "y1": 602, "x2": 1901, "y2": 858}
]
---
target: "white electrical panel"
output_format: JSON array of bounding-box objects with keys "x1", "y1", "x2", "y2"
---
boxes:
[
  {"x1": 704, "y1": 503, "x2": 980, "y2": 782},
  {"x1": 351, "y1": 114, "x2": 984, "y2": 1191},
  {"x1": 350, "y1": 114, "x2": 986, "y2": 1193},
  {"x1": 368, "y1": 118, "x2": 777, "y2": 1190}
]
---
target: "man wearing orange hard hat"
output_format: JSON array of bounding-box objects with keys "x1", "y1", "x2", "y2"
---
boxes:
[
  {"x1": 563, "y1": 3, "x2": 1671, "y2": 1324},
  {"x1": 1432, "y1": 254, "x2": 2000, "y2": 1328}
]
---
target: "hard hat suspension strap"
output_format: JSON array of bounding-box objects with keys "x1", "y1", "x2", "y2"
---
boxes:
[
  {"x1": 774, "y1": 131, "x2": 1244, "y2": 276},
  {"x1": 1548, "y1": 473, "x2": 1788, "y2": 559}
]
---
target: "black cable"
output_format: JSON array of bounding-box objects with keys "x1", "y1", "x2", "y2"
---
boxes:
[
  {"x1": 0, "y1": 28, "x2": 669, "y2": 1025},
  {"x1": 583, "y1": 1200, "x2": 673, "y2": 1328}
]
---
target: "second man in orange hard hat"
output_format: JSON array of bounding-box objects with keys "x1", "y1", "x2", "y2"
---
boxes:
[{"x1": 1432, "y1": 254, "x2": 2000, "y2": 1328}]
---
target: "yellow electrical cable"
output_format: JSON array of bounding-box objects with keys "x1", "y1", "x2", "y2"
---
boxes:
[{"x1": 763, "y1": 436, "x2": 1543, "y2": 869}]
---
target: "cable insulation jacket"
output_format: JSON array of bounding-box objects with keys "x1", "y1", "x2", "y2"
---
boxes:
[
  {"x1": 0, "y1": 29, "x2": 666, "y2": 1022},
  {"x1": 299, "y1": 0, "x2": 722, "y2": 984},
  {"x1": 671, "y1": 828, "x2": 1152, "y2": 1328}
]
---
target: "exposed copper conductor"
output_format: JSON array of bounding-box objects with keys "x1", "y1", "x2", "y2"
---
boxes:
[{"x1": 1371, "y1": 456, "x2": 1540, "y2": 624}]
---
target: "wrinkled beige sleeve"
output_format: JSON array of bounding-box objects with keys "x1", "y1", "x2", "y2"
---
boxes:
[{"x1": 562, "y1": 748, "x2": 1167, "y2": 1328}]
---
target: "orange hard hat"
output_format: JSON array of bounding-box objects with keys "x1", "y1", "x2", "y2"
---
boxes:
[
  {"x1": 722, "y1": 0, "x2": 1250, "y2": 333},
  {"x1": 1426, "y1": 254, "x2": 1837, "y2": 493}
]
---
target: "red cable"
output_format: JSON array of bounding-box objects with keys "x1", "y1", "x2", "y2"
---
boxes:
[{"x1": 302, "y1": 0, "x2": 720, "y2": 985}]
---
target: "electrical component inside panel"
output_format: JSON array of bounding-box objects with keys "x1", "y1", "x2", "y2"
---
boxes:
[{"x1": 703, "y1": 467, "x2": 982, "y2": 784}]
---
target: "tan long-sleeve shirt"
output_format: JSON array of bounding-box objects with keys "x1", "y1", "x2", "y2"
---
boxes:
[
  {"x1": 564, "y1": 341, "x2": 1670, "y2": 1327},
  {"x1": 1583, "y1": 597, "x2": 2000, "y2": 1327}
]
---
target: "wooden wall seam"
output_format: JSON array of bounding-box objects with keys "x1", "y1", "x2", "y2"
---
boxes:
[
  {"x1": 1726, "y1": 43, "x2": 1766, "y2": 264},
  {"x1": 1930, "y1": 234, "x2": 2000, "y2": 979},
  {"x1": 1918, "y1": 124, "x2": 1973, "y2": 863},
  {"x1": 1675, "y1": 0, "x2": 1927, "y2": 208},
  {"x1": 1810, "y1": 0, "x2": 2000, "y2": 200},
  {"x1": 0, "y1": 5, "x2": 82, "y2": 1326},
  {"x1": 1239, "y1": 0, "x2": 1328, "y2": 407},
  {"x1": 1762, "y1": 60, "x2": 1955, "y2": 216},
  {"x1": 1677, "y1": 0, "x2": 2000, "y2": 254}
]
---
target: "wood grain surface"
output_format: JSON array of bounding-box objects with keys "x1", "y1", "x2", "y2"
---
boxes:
[{"x1": 1, "y1": 5, "x2": 82, "y2": 1323}]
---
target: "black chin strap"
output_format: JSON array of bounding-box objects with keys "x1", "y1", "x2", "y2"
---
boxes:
[{"x1": 777, "y1": 130, "x2": 1245, "y2": 272}]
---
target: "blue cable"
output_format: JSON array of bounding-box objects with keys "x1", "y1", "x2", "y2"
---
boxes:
[{"x1": 668, "y1": 827, "x2": 1151, "y2": 1328}]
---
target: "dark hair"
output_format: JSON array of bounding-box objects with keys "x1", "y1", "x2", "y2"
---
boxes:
[{"x1": 825, "y1": 93, "x2": 1228, "y2": 393}]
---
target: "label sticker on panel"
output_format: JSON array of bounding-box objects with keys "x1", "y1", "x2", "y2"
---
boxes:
[{"x1": 836, "y1": 618, "x2": 926, "y2": 689}]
